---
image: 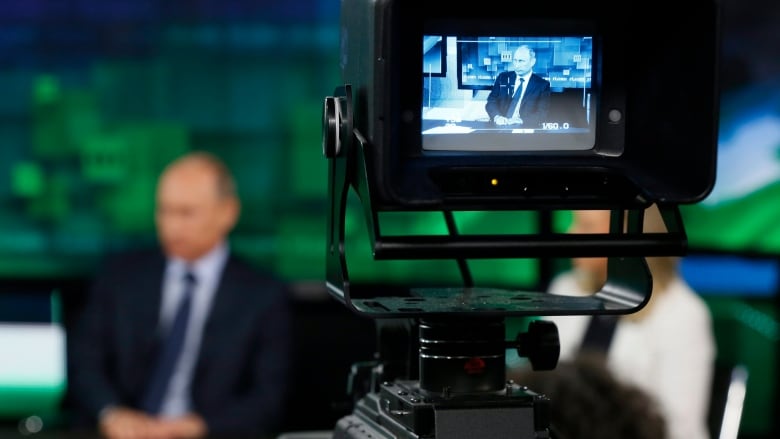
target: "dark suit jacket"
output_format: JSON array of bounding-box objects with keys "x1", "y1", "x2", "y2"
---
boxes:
[
  {"x1": 67, "y1": 248, "x2": 292, "y2": 438},
  {"x1": 485, "y1": 71, "x2": 551, "y2": 128}
]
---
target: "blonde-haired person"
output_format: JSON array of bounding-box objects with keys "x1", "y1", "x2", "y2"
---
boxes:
[{"x1": 544, "y1": 204, "x2": 716, "y2": 439}]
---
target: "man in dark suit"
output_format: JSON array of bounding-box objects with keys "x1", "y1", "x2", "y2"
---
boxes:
[
  {"x1": 68, "y1": 151, "x2": 291, "y2": 439},
  {"x1": 485, "y1": 44, "x2": 551, "y2": 129}
]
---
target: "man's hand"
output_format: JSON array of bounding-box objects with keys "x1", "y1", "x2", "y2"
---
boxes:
[
  {"x1": 99, "y1": 407, "x2": 157, "y2": 439},
  {"x1": 493, "y1": 115, "x2": 523, "y2": 126},
  {"x1": 99, "y1": 407, "x2": 208, "y2": 439},
  {"x1": 156, "y1": 413, "x2": 208, "y2": 439}
]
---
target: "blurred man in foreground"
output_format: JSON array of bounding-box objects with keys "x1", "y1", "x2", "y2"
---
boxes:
[{"x1": 69, "y1": 151, "x2": 291, "y2": 439}]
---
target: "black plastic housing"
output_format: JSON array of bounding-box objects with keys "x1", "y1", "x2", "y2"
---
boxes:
[{"x1": 338, "y1": 0, "x2": 720, "y2": 211}]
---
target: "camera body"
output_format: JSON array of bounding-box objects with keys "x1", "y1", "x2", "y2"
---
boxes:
[
  {"x1": 336, "y1": 0, "x2": 719, "y2": 211},
  {"x1": 323, "y1": 0, "x2": 720, "y2": 318},
  {"x1": 316, "y1": 1, "x2": 720, "y2": 438}
]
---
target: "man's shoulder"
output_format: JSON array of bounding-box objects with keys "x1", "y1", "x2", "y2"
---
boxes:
[
  {"x1": 95, "y1": 248, "x2": 165, "y2": 276},
  {"x1": 102, "y1": 247, "x2": 164, "y2": 265},
  {"x1": 220, "y1": 254, "x2": 291, "y2": 311},
  {"x1": 531, "y1": 72, "x2": 551, "y2": 86},
  {"x1": 223, "y1": 253, "x2": 286, "y2": 288}
]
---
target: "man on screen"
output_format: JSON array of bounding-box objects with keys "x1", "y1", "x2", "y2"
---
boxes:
[{"x1": 485, "y1": 44, "x2": 551, "y2": 128}]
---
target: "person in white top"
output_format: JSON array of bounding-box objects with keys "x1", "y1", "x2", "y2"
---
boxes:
[{"x1": 543, "y1": 205, "x2": 716, "y2": 439}]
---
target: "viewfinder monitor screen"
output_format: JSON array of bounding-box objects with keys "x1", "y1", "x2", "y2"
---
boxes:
[{"x1": 422, "y1": 35, "x2": 597, "y2": 152}]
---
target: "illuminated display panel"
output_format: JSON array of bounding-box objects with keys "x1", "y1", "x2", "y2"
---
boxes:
[{"x1": 422, "y1": 35, "x2": 596, "y2": 152}]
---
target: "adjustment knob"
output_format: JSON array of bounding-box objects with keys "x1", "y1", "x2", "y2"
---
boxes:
[
  {"x1": 322, "y1": 96, "x2": 340, "y2": 158},
  {"x1": 514, "y1": 320, "x2": 560, "y2": 371}
]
